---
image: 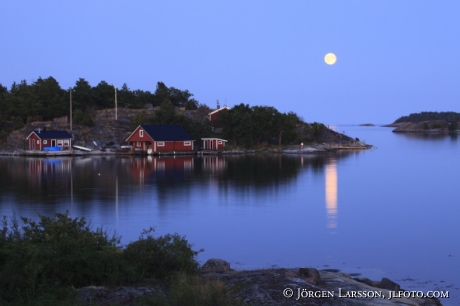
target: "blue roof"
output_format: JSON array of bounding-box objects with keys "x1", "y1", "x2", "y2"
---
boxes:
[
  {"x1": 140, "y1": 125, "x2": 194, "y2": 141},
  {"x1": 33, "y1": 131, "x2": 73, "y2": 139}
]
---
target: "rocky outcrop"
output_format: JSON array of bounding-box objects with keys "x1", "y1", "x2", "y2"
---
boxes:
[
  {"x1": 74, "y1": 259, "x2": 442, "y2": 306},
  {"x1": 200, "y1": 259, "x2": 442, "y2": 306},
  {"x1": 75, "y1": 286, "x2": 163, "y2": 306},
  {"x1": 389, "y1": 121, "x2": 457, "y2": 133},
  {"x1": 200, "y1": 258, "x2": 231, "y2": 273}
]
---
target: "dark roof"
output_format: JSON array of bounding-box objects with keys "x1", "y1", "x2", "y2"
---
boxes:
[
  {"x1": 140, "y1": 125, "x2": 194, "y2": 141},
  {"x1": 33, "y1": 131, "x2": 73, "y2": 139}
]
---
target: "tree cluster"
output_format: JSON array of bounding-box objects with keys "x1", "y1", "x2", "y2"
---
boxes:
[
  {"x1": 217, "y1": 103, "x2": 300, "y2": 147},
  {"x1": 0, "y1": 212, "x2": 202, "y2": 304},
  {"x1": 0, "y1": 77, "x2": 199, "y2": 137},
  {"x1": 394, "y1": 111, "x2": 460, "y2": 123}
]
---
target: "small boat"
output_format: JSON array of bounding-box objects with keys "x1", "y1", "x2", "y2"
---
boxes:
[{"x1": 73, "y1": 145, "x2": 92, "y2": 152}]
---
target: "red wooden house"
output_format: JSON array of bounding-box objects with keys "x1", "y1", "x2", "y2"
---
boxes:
[
  {"x1": 201, "y1": 138, "x2": 227, "y2": 150},
  {"x1": 208, "y1": 106, "x2": 230, "y2": 128},
  {"x1": 126, "y1": 125, "x2": 195, "y2": 154},
  {"x1": 26, "y1": 130, "x2": 73, "y2": 151}
]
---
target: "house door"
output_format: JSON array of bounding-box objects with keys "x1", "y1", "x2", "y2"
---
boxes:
[
  {"x1": 31, "y1": 140, "x2": 35, "y2": 150},
  {"x1": 51, "y1": 140, "x2": 56, "y2": 147}
]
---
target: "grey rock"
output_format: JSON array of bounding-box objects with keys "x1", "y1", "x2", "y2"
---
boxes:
[
  {"x1": 200, "y1": 258, "x2": 231, "y2": 273},
  {"x1": 378, "y1": 277, "x2": 401, "y2": 291},
  {"x1": 299, "y1": 267, "x2": 321, "y2": 285}
]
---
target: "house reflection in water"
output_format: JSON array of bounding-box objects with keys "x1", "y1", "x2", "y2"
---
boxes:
[
  {"x1": 28, "y1": 158, "x2": 72, "y2": 183},
  {"x1": 128, "y1": 156, "x2": 194, "y2": 184},
  {"x1": 201, "y1": 156, "x2": 227, "y2": 173},
  {"x1": 325, "y1": 159, "x2": 338, "y2": 230}
]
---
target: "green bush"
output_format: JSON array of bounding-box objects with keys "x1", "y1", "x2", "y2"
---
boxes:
[
  {"x1": 12, "y1": 116, "x2": 24, "y2": 130},
  {"x1": 123, "y1": 228, "x2": 203, "y2": 280},
  {"x1": 73, "y1": 109, "x2": 94, "y2": 126},
  {"x1": 0, "y1": 213, "x2": 205, "y2": 305},
  {"x1": 0, "y1": 212, "x2": 133, "y2": 304}
]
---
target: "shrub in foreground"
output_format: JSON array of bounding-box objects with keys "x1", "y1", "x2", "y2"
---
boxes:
[
  {"x1": 0, "y1": 212, "x2": 203, "y2": 305},
  {"x1": 123, "y1": 227, "x2": 203, "y2": 280},
  {"x1": 0, "y1": 212, "x2": 132, "y2": 304}
]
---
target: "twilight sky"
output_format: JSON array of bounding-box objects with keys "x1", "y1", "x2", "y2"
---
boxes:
[{"x1": 1, "y1": 1, "x2": 459, "y2": 124}]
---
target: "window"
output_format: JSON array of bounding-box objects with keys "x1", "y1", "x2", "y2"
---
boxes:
[
  {"x1": 218, "y1": 141, "x2": 222, "y2": 144},
  {"x1": 184, "y1": 141, "x2": 191, "y2": 146},
  {"x1": 36, "y1": 140, "x2": 39, "y2": 144},
  {"x1": 140, "y1": 130, "x2": 144, "y2": 137},
  {"x1": 137, "y1": 141, "x2": 141, "y2": 147},
  {"x1": 64, "y1": 140, "x2": 69, "y2": 146},
  {"x1": 57, "y1": 140, "x2": 63, "y2": 146},
  {"x1": 157, "y1": 142, "x2": 165, "y2": 146},
  {"x1": 43, "y1": 140, "x2": 47, "y2": 144}
]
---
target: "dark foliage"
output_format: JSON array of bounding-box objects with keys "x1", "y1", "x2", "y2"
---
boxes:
[
  {"x1": 218, "y1": 103, "x2": 299, "y2": 148},
  {"x1": 0, "y1": 212, "x2": 202, "y2": 305},
  {"x1": 394, "y1": 111, "x2": 460, "y2": 123}
]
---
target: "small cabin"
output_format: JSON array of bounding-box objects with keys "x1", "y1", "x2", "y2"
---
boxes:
[
  {"x1": 26, "y1": 130, "x2": 73, "y2": 151},
  {"x1": 201, "y1": 138, "x2": 227, "y2": 150},
  {"x1": 126, "y1": 125, "x2": 195, "y2": 153}
]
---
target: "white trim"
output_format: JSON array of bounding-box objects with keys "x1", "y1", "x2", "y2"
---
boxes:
[
  {"x1": 125, "y1": 125, "x2": 142, "y2": 142},
  {"x1": 201, "y1": 138, "x2": 228, "y2": 142},
  {"x1": 184, "y1": 141, "x2": 191, "y2": 146},
  {"x1": 208, "y1": 106, "x2": 231, "y2": 116},
  {"x1": 157, "y1": 141, "x2": 165, "y2": 147},
  {"x1": 140, "y1": 130, "x2": 144, "y2": 137},
  {"x1": 43, "y1": 140, "x2": 48, "y2": 144},
  {"x1": 26, "y1": 131, "x2": 39, "y2": 140}
]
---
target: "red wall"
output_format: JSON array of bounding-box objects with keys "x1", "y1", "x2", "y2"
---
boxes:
[
  {"x1": 210, "y1": 109, "x2": 229, "y2": 126},
  {"x1": 127, "y1": 127, "x2": 194, "y2": 152},
  {"x1": 28, "y1": 134, "x2": 41, "y2": 150}
]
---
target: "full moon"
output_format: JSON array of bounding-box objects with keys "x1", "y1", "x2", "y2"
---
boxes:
[{"x1": 324, "y1": 53, "x2": 337, "y2": 65}]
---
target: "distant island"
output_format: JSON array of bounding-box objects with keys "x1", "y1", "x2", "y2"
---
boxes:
[{"x1": 385, "y1": 111, "x2": 459, "y2": 132}]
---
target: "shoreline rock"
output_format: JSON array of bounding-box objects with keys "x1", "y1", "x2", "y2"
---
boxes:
[{"x1": 199, "y1": 259, "x2": 442, "y2": 306}]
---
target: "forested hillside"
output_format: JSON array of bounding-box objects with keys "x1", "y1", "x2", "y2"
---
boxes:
[
  {"x1": 0, "y1": 76, "x2": 353, "y2": 149},
  {"x1": 394, "y1": 111, "x2": 460, "y2": 123}
]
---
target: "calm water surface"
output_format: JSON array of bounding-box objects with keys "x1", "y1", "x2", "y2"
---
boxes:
[{"x1": 0, "y1": 125, "x2": 458, "y2": 305}]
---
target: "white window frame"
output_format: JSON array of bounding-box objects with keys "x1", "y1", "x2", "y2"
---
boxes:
[
  {"x1": 218, "y1": 141, "x2": 222, "y2": 144},
  {"x1": 57, "y1": 140, "x2": 64, "y2": 146},
  {"x1": 36, "y1": 140, "x2": 39, "y2": 144},
  {"x1": 184, "y1": 141, "x2": 191, "y2": 146},
  {"x1": 157, "y1": 142, "x2": 165, "y2": 147},
  {"x1": 137, "y1": 141, "x2": 141, "y2": 147},
  {"x1": 43, "y1": 140, "x2": 47, "y2": 144},
  {"x1": 64, "y1": 140, "x2": 69, "y2": 146},
  {"x1": 139, "y1": 130, "x2": 144, "y2": 137}
]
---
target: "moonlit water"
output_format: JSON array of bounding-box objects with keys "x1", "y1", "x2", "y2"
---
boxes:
[{"x1": 0, "y1": 125, "x2": 458, "y2": 305}]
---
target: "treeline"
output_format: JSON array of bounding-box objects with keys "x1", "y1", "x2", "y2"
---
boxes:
[
  {"x1": 218, "y1": 104, "x2": 301, "y2": 147},
  {"x1": 0, "y1": 76, "x2": 318, "y2": 148},
  {"x1": 394, "y1": 111, "x2": 460, "y2": 123},
  {"x1": 0, "y1": 77, "x2": 198, "y2": 127}
]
